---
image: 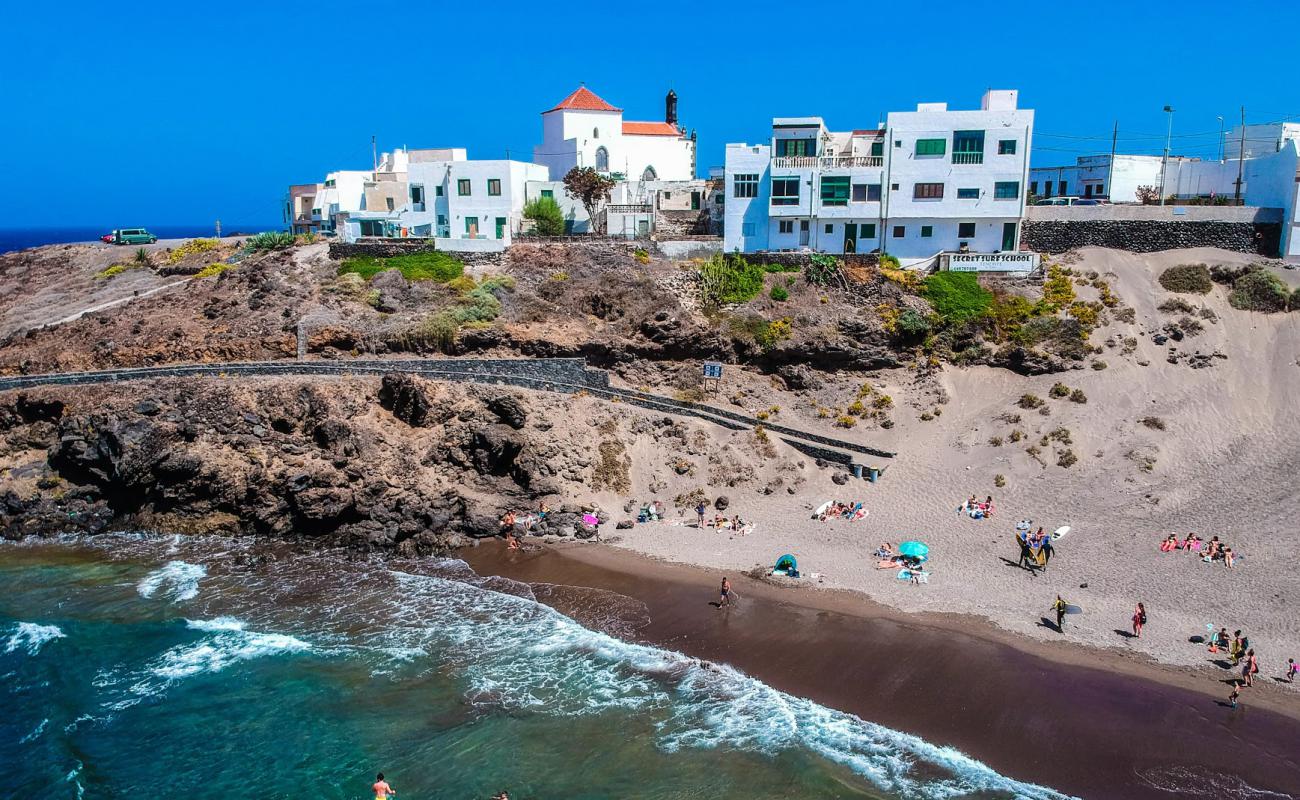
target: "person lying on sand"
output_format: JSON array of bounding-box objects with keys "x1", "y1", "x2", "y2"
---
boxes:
[
  {"x1": 874, "y1": 542, "x2": 894, "y2": 559},
  {"x1": 1223, "y1": 547, "x2": 1236, "y2": 568},
  {"x1": 1160, "y1": 534, "x2": 1179, "y2": 552}
]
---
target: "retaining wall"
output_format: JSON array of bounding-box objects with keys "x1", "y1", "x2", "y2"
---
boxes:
[{"x1": 1022, "y1": 219, "x2": 1281, "y2": 256}]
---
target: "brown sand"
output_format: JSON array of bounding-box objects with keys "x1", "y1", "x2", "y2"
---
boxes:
[{"x1": 464, "y1": 540, "x2": 1300, "y2": 800}]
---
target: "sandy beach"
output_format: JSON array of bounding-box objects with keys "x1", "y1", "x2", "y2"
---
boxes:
[
  {"x1": 544, "y1": 248, "x2": 1300, "y2": 699},
  {"x1": 463, "y1": 540, "x2": 1300, "y2": 800}
]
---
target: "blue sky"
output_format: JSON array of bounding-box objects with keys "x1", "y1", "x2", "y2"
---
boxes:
[{"x1": 1, "y1": 0, "x2": 1294, "y2": 229}]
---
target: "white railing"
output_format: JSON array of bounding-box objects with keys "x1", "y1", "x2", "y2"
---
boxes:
[
  {"x1": 771, "y1": 156, "x2": 883, "y2": 169},
  {"x1": 821, "y1": 156, "x2": 883, "y2": 168}
]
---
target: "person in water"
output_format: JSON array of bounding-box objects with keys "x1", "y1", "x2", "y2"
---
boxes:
[
  {"x1": 719, "y1": 577, "x2": 731, "y2": 608},
  {"x1": 1050, "y1": 595, "x2": 1068, "y2": 632},
  {"x1": 373, "y1": 773, "x2": 395, "y2": 799}
]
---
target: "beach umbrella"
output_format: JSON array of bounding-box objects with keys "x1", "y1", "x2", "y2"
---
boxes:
[{"x1": 898, "y1": 541, "x2": 929, "y2": 558}]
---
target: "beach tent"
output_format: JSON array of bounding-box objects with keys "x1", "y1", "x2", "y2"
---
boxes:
[{"x1": 774, "y1": 554, "x2": 797, "y2": 573}]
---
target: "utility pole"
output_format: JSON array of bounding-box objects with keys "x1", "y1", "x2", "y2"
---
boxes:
[
  {"x1": 1107, "y1": 121, "x2": 1118, "y2": 201},
  {"x1": 215, "y1": 219, "x2": 222, "y2": 239},
  {"x1": 1217, "y1": 116, "x2": 1225, "y2": 161},
  {"x1": 1159, "y1": 105, "x2": 1174, "y2": 206},
  {"x1": 1234, "y1": 106, "x2": 1246, "y2": 204},
  {"x1": 371, "y1": 135, "x2": 378, "y2": 173}
]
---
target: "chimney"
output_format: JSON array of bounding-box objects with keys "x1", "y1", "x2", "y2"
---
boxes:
[{"x1": 666, "y1": 89, "x2": 678, "y2": 126}]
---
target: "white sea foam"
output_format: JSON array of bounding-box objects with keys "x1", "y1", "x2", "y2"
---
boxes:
[
  {"x1": 5, "y1": 622, "x2": 66, "y2": 655},
  {"x1": 137, "y1": 560, "x2": 206, "y2": 602},
  {"x1": 20, "y1": 717, "x2": 48, "y2": 743},
  {"x1": 103, "y1": 619, "x2": 311, "y2": 711},
  {"x1": 376, "y1": 569, "x2": 1073, "y2": 799}
]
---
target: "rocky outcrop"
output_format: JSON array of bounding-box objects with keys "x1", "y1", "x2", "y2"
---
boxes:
[{"x1": 378, "y1": 373, "x2": 438, "y2": 427}]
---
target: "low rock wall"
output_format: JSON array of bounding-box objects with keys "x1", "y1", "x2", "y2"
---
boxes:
[{"x1": 1022, "y1": 220, "x2": 1281, "y2": 256}]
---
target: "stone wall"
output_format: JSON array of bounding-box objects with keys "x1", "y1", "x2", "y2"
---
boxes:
[{"x1": 1022, "y1": 220, "x2": 1281, "y2": 256}]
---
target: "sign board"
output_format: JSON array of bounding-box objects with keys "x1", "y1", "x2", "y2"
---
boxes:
[
  {"x1": 944, "y1": 252, "x2": 1040, "y2": 273},
  {"x1": 702, "y1": 362, "x2": 724, "y2": 379}
]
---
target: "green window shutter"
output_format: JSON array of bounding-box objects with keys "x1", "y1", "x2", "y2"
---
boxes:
[
  {"x1": 994, "y1": 181, "x2": 1020, "y2": 199},
  {"x1": 916, "y1": 139, "x2": 946, "y2": 156},
  {"x1": 820, "y1": 176, "x2": 850, "y2": 206}
]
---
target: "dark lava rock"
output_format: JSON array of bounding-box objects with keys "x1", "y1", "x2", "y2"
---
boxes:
[
  {"x1": 776, "y1": 364, "x2": 822, "y2": 391},
  {"x1": 616, "y1": 519, "x2": 634, "y2": 529},
  {"x1": 486, "y1": 394, "x2": 528, "y2": 429},
  {"x1": 378, "y1": 373, "x2": 435, "y2": 427},
  {"x1": 714, "y1": 495, "x2": 730, "y2": 511}
]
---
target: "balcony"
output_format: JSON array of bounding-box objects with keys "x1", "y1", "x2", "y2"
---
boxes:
[
  {"x1": 821, "y1": 156, "x2": 883, "y2": 168},
  {"x1": 772, "y1": 156, "x2": 883, "y2": 169},
  {"x1": 952, "y1": 152, "x2": 985, "y2": 165},
  {"x1": 772, "y1": 156, "x2": 818, "y2": 169},
  {"x1": 607, "y1": 204, "x2": 652, "y2": 214}
]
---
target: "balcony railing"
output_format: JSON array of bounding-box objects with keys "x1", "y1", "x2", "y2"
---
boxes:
[
  {"x1": 772, "y1": 155, "x2": 884, "y2": 169},
  {"x1": 952, "y1": 152, "x2": 985, "y2": 165},
  {"x1": 607, "y1": 204, "x2": 652, "y2": 214},
  {"x1": 822, "y1": 156, "x2": 883, "y2": 168}
]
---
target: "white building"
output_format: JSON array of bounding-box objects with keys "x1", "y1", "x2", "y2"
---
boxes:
[
  {"x1": 533, "y1": 86, "x2": 696, "y2": 182},
  {"x1": 1030, "y1": 155, "x2": 1165, "y2": 202},
  {"x1": 522, "y1": 177, "x2": 718, "y2": 237},
  {"x1": 337, "y1": 147, "x2": 548, "y2": 246},
  {"x1": 725, "y1": 90, "x2": 1033, "y2": 261}
]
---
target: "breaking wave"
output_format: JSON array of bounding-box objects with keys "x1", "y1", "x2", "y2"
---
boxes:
[
  {"x1": 5, "y1": 622, "x2": 66, "y2": 656},
  {"x1": 136, "y1": 560, "x2": 206, "y2": 602}
]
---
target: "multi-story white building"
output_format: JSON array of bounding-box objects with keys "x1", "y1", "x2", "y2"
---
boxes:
[
  {"x1": 724, "y1": 90, "x2": 1033, "y2": 261},
  {"x1": 337, "y1": 147, "x2": 548, "y2": 246},
  {"x1": 533, "y1": 86, "x2": 696, "y2": 182}
]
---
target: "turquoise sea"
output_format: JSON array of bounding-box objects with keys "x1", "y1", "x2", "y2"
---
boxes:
[{"x1": 0, "y1": 534, "x2": 1069, "y2": 799}]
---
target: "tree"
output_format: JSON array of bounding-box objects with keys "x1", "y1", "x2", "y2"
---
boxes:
[
  {"x1": 1134, "y1": 185, "x2": 1159, "y2": 205},
  {"x1": 523, "y1": 196, "x2": 565, "y2": 236},
  {"x1": 563, "y1": 167, "x2": 616, "y2": 233}
]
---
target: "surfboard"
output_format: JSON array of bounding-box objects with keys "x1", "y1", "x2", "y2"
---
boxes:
[
  {"x1": 814, "y1": 501, "x2": 832, "y2": 517},
  {"x1": 1064, "y1": 604, "x2": 1083, "y2": 615},
  {"x1": 1053, "y1": 526, "x2": 1071, "y2": 540}
]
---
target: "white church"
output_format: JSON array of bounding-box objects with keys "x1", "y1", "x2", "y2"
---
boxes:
[{"x1": 533, "y1": 86, "x2": 696, "y2": 182}]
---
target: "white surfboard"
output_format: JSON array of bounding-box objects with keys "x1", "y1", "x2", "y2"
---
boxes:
[{"x1": 1053, "y1": 526, "x2": 1071, "y2": 540}]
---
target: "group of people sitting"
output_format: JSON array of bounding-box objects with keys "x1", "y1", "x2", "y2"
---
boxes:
[
  {"x1": 873, "y1": 542, "x2": 927, "y2": 573},
  {"x1": 959, "y1": 495, "x2": 996, "y2": 520},
  {"x1": 501, "y1": 502, "x2": 552, "y2": 549},
  {"x1": 1159, "y1": 533, "x2": 1237, "y2": 567},
  {"x1": 710, "y1": 514, "x2": 754, "y2": 535},
  {"x1": 816, "y1": 501, "x2": 867, "y2": 522}
]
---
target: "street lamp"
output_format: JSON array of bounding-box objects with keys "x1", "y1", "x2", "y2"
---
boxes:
[
  {"x1": 1159, "y1": 105, "x2": 1174, "y2": 206},
  {"x1": 1217, "y1": 115, "x2": 1225, "y2": 161}
]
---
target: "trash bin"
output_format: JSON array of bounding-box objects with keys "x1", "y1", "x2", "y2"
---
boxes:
[
  {"x1": 867, "y1": 467, "x2": 880, "y2": 482},
  {"x1": 852, "y1": 464, "x2": 864, "y2": 479}
]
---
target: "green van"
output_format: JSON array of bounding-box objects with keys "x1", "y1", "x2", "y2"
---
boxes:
[{"x1": 114, "y1": 228, "x2": 158, "y2": 245}]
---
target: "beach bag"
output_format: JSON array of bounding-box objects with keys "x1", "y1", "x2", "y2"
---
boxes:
[{"x1": 1139, "y1": 612, "x2": 1147, "y2": 625}]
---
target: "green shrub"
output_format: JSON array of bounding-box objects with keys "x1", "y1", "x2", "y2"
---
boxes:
[
  {"x1": 1158, "y1": 263, "x2": 1213, "y2": 294},
  {"x1": 698, "y1": 253, "x2": 766, "y2": 306},
  {"x1": 879, "y1": 253, "x2": 901, "y2": 270},
  {"x1": 804, "y1": 254, "x2": 840, "y2": 285},
  {"x1": 922, "y1": 271, "x2": 993, "y2": 325},
  {"x1": 1158, "y1": 297, "x2": 1195, "y2": 314},
  {"x1": 1042, "y1": 265, "x2": 1076, "y2": 309},
  {"x1": 769, "y1": 285, "x2": 789, "y2": 301},
  {"x1": 1069, "y1": 388, "x2": 1087, "y2": 404},
  {"x1": 1056, "y1": 449, "x2": 1078, "y2": 468},
  {"x1": 633, "y1": 248, "x2": 650, "y2": 264},
  {"x1": 1228, "y1": 269, "x2": 1290, "y2": 312},
  {"x1": 95, "y1": 263, "x2": 132, "y2": 279},
  {"x1": 835, "y1": 415, "x2": 857, "y2": 428},
  {"x1": 339, "y1": 251, "x2": 464, "y2": 283},
  {"x1": 1049, "y1": 382, "x2": 1071, "y2": 398},
  {"x1": 1140, "y1": 416, "x2": 1166, "y2": 431},
  {"x1": 166, "y1": 238, "x2": 220, "y2": 265},
  {"x1": 134, "y1": 247, "x2": 152, "y2": 265},
  {"x1": 523, "y1": 196, "x2": 566, "y2": 236},
  {"x1": 244, "y1": 231, "x2": 297, "y2": 251},
  {"x1": 895, "y1": 309, "x2": 932, "y2": 341},
  {"x1": 1017, "y1": 394, "x2": 1043, "y2": 409}
]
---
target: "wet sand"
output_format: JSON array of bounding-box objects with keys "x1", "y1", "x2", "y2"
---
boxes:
[{"x1": 462, "y1": 541, "x2": 1300, "y2": 800}]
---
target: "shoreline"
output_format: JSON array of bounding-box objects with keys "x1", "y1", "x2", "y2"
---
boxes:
[{"x1": 462, "y1": 539, "x2": 1300, "y2": 800}]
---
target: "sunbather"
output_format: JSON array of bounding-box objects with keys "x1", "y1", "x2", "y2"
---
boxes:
[{"x1": 1160, "y1": 534, "x2": 1178, "y2": 552}]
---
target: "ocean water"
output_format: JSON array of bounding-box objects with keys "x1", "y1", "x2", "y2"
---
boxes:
[
  {"x1": 0, "y1": 226, "x2": 281, "y2": 254},
  {"x1": 0, "y1": 534, "x2": 1071, "y2": 800}
]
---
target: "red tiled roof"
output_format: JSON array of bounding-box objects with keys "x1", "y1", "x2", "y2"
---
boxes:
[
  {"x1": 622, "y1": 120, "x2": 681, "y2": 136},
  {"x1": 546, "y1": 86, "x2": 621, "y2": 113}
]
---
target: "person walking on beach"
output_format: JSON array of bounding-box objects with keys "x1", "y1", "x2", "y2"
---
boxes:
[
  {"x1": 1050, "y1": 595, "x2": 1068, "y2": 632},
  {"x1": 718, "y1": 577, "x2": 732, "y2": 608},
  {"x1": 1132, "y1": 603, "x2": 1146, "y2": 638},
  {"x1": 696, "y1": 502, "x2": 707, "y2": 529},
  {"x1": 1286, "y1": 658, "x2": 1297, "y2": 683},
  {"x1": 373, "y1": 773, "x2": 396, "y2": 800},
  {"x1": 1228, "y1": 681, "x2": 1241, "y2": 708},
  {"x1": 1243, "y1": 649, "x2": 1259, "y2": 687},
  {"x1": 1230, "y1": 630, "x2": 1244, "y2": 665}
]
